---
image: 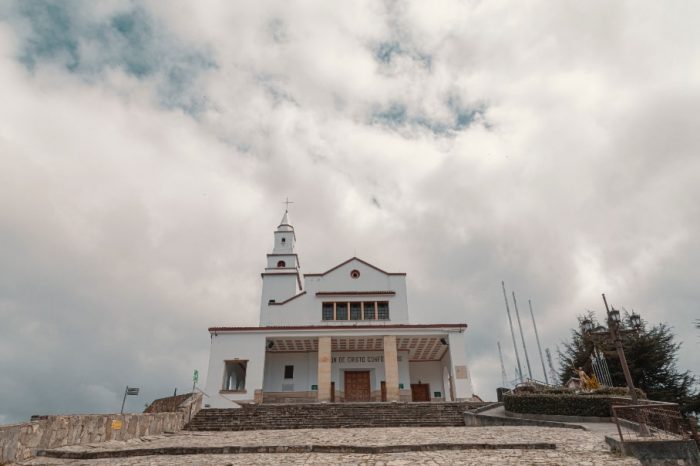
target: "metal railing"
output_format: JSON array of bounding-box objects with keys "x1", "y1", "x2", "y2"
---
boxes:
[{"x1": 611, "y1": 402, "x2": 700, "y2": 448}]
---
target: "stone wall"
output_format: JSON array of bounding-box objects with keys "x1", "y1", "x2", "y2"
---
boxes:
[{"x1": 0, "y1": 393, "x2": 201, "y2": 464}]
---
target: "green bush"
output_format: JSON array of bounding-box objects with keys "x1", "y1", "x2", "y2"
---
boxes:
[
  {"x1": 512, "y1": 385, "x2": 537, "y2": 394},
  {"x1": 588, "y1": 387, "x2": 646, "y2": 399},
  {"x1": 541, "y1": 387, "x2": 576, "y2": 395},
  {"x1": 503, "y1": 393, "x2": 633, "y2": 417}
]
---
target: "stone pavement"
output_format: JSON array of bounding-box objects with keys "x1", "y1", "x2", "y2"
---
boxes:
[{"x1": 20, "y1": 426, "x2": 640, "y2": 465}]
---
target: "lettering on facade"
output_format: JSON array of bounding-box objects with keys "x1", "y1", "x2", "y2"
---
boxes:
[{"x1": 331, "y1": 354, "x2": 402, "y2": 363}]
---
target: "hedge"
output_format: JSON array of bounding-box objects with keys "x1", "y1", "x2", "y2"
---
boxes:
[{"x1": 503, "y1": 394, "x2": 634, "y2": 417}]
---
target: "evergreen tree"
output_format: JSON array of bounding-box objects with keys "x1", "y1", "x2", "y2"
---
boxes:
[{"x1": 559, "y1": 312, "x2": 697, "y2": 412}]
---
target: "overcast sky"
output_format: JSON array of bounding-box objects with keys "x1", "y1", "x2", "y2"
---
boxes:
[{"x1": 1, "y1": 1, "x2": 699, "y2": 424}]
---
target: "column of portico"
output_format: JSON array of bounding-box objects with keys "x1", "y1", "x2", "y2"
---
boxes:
[
  {"x1": 317, "y1": 336, "x2": 332, "y2": 402},
  {"x1": 383, "y1": 335, "x2": 400, "y2": 401}
]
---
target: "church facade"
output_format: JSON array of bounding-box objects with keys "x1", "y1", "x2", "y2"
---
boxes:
[{"x1": 203, "y1": 211, "x2": 473, "y2": 407}]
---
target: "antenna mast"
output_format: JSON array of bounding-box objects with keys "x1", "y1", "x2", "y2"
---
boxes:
[
  {"x1": 545, "y1": 348, "x2": 558, "y2": 385},
  {"x1": 502, "y1": 281, "x2": 523, "y2": 383},
  {"x1": 497, "y1": 341, "x2": 508, "y2": 387},
  {"x1": 528, "y1": 299, "x2": 548, "y2": 384},
  {"x1": 512, "y1": 291, "x2": 533, "y2": 381}
]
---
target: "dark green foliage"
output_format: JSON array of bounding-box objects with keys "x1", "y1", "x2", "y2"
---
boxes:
[
  {"x1": 558, "y1": 312, "x2": 697, "y2": 412},
  {"x1": 590, "y1": 387, "x2": 646, "y2": 399},
  {"x1": 504, "y1": 394, "x2": 626, "y2": 417}
]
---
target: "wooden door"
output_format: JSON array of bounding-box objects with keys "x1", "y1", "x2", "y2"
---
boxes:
[
  {"x1": 344, "y1": 371, "x2": 371, "y2": 402},
  {"x1": 411, "y1": 383, "x2": 430, "y2": 402},
  {"x1": 380, "y1": 381, "x2": 387, "y2": 402},
  {"x1": 331, "y1": 382, "x2": 335, "y2": 402}
]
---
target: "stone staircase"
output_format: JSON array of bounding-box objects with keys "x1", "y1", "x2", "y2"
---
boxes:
[{"x1": 187, "y1": 402, "x2": 483, "y2": 431}]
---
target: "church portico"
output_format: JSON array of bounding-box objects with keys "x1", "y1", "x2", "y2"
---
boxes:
[
  {"x1": 203, "y1": 209, "x2": 474, "y2": 409},
  {"x1": 205, "y1": 326, "x2": 469, "y2": 407}
]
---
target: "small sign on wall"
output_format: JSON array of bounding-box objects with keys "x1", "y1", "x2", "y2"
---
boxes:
[
  {"x1": 455, "y1": 365, "x2": 469, "y2": 379},
  {"x1": 111, "y1": 420, "x2": 123, "y2": 430}
]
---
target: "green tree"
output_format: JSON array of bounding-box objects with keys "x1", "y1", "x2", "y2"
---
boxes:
[{"x1": 559, "y1": 312, "x2": 697, "y2": 412}]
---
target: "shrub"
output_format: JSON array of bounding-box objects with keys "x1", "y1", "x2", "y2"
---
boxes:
[
  {"x1": 541, "y1": 387, "x2": 576, "y2": 395},
  {"x1": 503, "y1": 393, "x2": 633, "y2": 417},
  {"x1": 512, "y1": 385, "x2": 537, "y2": 394},
  {"x1": 589, "y1": 387, "x2": 646, "y2": 399}
]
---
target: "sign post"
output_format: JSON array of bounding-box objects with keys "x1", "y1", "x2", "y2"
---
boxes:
[
  {"x1": 192, "y1": 370, "x2": 199, "y2": 393},
  {"x1": 120, "y1": 386, "x2": 140, "y2": 414}
]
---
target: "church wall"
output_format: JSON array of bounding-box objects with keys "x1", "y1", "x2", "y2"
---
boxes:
[
  {"x1": 409, "y1": 361, "x2": 445, "y2": 400},
  {"x1": 330, "y1": 350, "x2": 410, "y2": 393},
  {"x1": 260, "y1": 273, "x2": 300, "y2": 308},
  {"x1": 204, "y1": 333, "x2": 266, "y2": 408},
  {"x1": 447, "y1": 332, "x2": 474, "y2": 400},
  {"x1": 260, "y1": 350, "x2": 410, "y2": 398},
  {"x1": 260, "y1": 259, "x2": 409, "y2": 326},
  {"x1": 263, "y1": 352, "x2": 317, "y2": 392}
]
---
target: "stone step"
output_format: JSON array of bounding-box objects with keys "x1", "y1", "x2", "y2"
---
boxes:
[{"x1": 186, "y1": 402, "x2": 484, "y2": 431}]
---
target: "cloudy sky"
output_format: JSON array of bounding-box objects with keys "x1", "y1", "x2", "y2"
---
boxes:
[{"x1": 1, "y1": 0, "x2": 699, "y2": 423}]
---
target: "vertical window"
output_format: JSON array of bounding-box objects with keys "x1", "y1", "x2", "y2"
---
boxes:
[
  {"x1": 223, "y1": 361, "x2": 247, "y2": 391},
  {"x1": 377, "y1": 302, "x2": 389, "y2": 320},
  {"x1": 335, "y1": 302, "x2": 348, "y2": 320},
  {"x1": 284, "y1": 365, "x2": 294, "y2": 379},
  {"x1": 322, "y1": 303, "x2": 334, "y2": 320},
  {"x1": 350, "y1": 302, "x2": 361, "y2": 320},
  {"x1": 363, "y1": 302, "x2": 376, "y2": 320}
]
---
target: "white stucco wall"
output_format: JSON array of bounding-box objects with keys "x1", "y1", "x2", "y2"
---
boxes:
[
  {"x1": 409, "y1": 361, "x2": 446, "y2": 399},
  {"x1": 263, "y1": 350, "x2": 410, "y2": 392},
  {"x1": 263, "y1": 352, "x2": 317, "y2": 392},
  {"x1": 260, "y1": 258, "x2": 409, "y2": 326},
  {"x1": 447, "y1": 331, "x2": 474, "y2": 399},
  {"x1": 204, "y1": 333, "x2": 267, "y2": 408}
]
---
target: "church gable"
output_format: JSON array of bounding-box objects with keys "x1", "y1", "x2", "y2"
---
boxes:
[{"x1": 259, "y1": 212, "x2": 409, "y2": 325}]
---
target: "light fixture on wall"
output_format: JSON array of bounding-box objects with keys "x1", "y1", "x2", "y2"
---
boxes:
[
  {"x1": 267, "y1": 341, "x2": 274, "y2": 349},
  {"x1": 440, "y1": 338, "x2": 448, "y2": 346}
]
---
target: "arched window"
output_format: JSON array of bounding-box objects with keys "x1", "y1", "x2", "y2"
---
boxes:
[
  {"x1": 281, "y1": 237, "x2": 286, "y2": 244},
  {"x1": 277, "y1": 260, "x2": 286, "y2": 268}
]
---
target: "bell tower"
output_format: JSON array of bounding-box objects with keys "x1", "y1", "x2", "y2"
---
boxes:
[{"x1": 260, "y1": 208, "x2": 302, "y2": 318}]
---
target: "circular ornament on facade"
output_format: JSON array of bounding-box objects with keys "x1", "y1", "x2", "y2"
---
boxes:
[{"x1": 350, "y1": 269, "x2": 360, "y2": 279}]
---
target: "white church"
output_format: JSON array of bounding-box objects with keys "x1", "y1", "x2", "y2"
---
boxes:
[{"x1": 203, "y1": 210, "x2": 474, "y2": 407}]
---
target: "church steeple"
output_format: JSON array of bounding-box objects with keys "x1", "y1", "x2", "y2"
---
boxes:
[
  {"x1": 273, "y1": 209, "x2": 295, "y2": 253},
  {"x1": 260, "y1": 207, "x2": 303, "y2": 318}
]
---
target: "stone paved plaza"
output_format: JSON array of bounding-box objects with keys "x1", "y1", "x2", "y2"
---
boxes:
[{"x1": 20, "y1": 426, "x2": 641, "y2": 465}]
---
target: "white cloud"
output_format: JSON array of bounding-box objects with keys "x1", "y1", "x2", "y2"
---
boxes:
[{"x1": 1, "y1": 0, "x2": 699, "y2": 422}]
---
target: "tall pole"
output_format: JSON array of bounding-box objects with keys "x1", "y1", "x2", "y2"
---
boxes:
[
  {"x1": 545, "y1": 348, "x2": 558, "y2": 385},
  {"x1": 497, "y1": 341, "x2": 508, "y2": 387},
  {"x1": 120, "y1": 386, "x2": 128, "y2": 414},
  {"x1": 528, "y1": 300, "x2": 549, "y2": 384},
  {"x1": 512, "y1": 291, "x2": 533, "y2": 381},
  {"x1": 502, "y1": 281, "x2": 523, "y2": 383},
  {"x1": 602, "y1": 294, "x2": 638, "y2": 403}
]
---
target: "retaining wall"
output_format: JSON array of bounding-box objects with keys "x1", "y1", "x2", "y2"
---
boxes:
[{"x1": 0, "y1": 393, "x2": 201, "y2": 463}]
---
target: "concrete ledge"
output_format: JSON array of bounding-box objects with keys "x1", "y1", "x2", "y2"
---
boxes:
[
  {"x1": 471, "y1": 402, "x2": 503, "y2": 414},
  {"x1": 503, "y1": 410, "x2": 611, "y2": 424},
  {"x1": 464, "y1": 412, "x2": 585, "y2": 430},
  {"x1": 605, "y1": 435, "x2": 700, "y2": 465},
  {"x1": 38, "y1": 442, "x2": 556, "y2": 459}
]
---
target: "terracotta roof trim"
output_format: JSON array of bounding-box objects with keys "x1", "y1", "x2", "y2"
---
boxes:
[
  {"x1": 304, "y1": 257, "x2": 406, "y2": 277},
  {"x1": 315, "y1": 291, "x2": 396, "y2": 296},
  {"x1": 268, "y1": 291, "x2": 307, "y2": 305},
  {"x1": 209, "y1": 323, "x2": 468, "y2": 332}
]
